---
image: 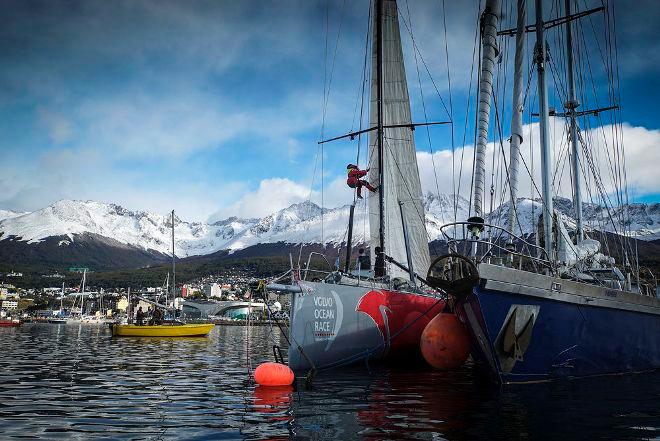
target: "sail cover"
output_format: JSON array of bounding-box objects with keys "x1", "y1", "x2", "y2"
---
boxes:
[{"x1": 368, "y1": 0, "x2": 431, "y2": 279}]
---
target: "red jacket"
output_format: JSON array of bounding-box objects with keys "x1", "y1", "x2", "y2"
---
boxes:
[{"x1": 347, "y1": 168, "x2": 367, "y2": 186}]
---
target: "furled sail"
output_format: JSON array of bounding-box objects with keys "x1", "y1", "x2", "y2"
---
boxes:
[{"x1": 368, "y1": 0, "x2": 430, "y2": 279}]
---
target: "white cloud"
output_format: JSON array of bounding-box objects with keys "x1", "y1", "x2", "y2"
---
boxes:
[
  {"x1": 2, "y1": 122, "x2": 657, "y2": 223},
  {"x1": 417, "y1": 122, "x2": 660, "y2": 212},
  {"x1": 0, "y1": 146, "x2": 246, "y2": 221},
  {"x1": 207, "y1": 174, "x2": 364, "y2": 221},
  {"x1": 76, "y1": 91, "x2": 250, "y2": 158},
  {"x1": 210, "y1": 178, "x2": 318, "y2": 220}
]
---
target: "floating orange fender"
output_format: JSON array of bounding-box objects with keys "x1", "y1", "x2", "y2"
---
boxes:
[
  {"x1": 253, "y1": 362, "x2": 295, "y2": 387},
  {"x1": 420, "y1": 312, "x2": 471, "y2": 370}
]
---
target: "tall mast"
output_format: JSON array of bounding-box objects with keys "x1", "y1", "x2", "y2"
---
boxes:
[
  {"x1": 344, "y1": 204, "x2": 355, "y2": 272},
  {"x1": 375, "y1": 0, "x2": 385, "y2": 259},
  {"x1": 165, "y1": 272, "x2": 170, "y2": 307},
  {"x1": 508, "y1": 0, "x2": 526, "y2": 236},
  {"x1": 473, "y1": 0, "x2": 501, "y2": 219},
  {"x1": 564, "y1": 0, "x2": 583, "y2": 242},
  {"x1": 171, "y1": 210, "x2": 176, "y2": 307},
  {"x1": 81, "y1": 269, "x2": 86, "y2": 316},
  {"x1": 535, "y1": 0, "x2": 554, "y2": 261}
]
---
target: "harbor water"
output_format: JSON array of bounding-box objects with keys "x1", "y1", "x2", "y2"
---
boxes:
[{"x1": 1, "y1": 324, "x2": 658, "y2": 440}]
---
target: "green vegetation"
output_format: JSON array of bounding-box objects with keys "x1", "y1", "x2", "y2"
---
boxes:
[{"x1": 1, "y1": 256, "x2": 296, "y2": 289}]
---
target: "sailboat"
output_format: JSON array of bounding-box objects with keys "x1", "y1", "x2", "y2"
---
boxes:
[
  {"x1": 68, "y1": 269, "x2": 112, "y2": 324},
  {"x1": 426, "y1": 0, "x2": 659, "y2": 383},
  {"x1": 111, "y1": 210, "x2": 214, "y2": 337},
  {"x1": 47, "y1": 282, "x2": 68, "y2": 324},
  {"x1": 69, "y1": 269, "x2": 93, "y2": 323},
  {"x1": 269, "y1": 0, "x2": 447, "y2": 371}
]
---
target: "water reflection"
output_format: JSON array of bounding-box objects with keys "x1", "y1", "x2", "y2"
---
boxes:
[{"x1": 1, "y1": 324, "x2": 658, "y2": 440}]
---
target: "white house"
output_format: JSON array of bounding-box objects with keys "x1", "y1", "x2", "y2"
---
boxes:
[
  {"x1": 204, "y1": 283, "x2": 223, "y2": 299},
  {"x1": 2, "y1": 299, "x2": 18, "y2": 310}
]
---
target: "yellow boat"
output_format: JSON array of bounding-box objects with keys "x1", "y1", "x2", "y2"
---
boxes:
[{"x1": 111, "y1": 323, "x2": 215, "y2": 337}]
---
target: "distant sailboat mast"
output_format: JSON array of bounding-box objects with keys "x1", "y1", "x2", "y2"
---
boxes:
[
  {"x1": 164, "y1": 272, "x2": 170, "y2": 309},
  {"x1": 171, "y1": 210, "x2": 176, "y2": 315},
  {"x1": 80, "y1": 268, "x2": 87, "y2": 316}
]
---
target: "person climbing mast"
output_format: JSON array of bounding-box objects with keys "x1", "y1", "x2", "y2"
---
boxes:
[{"x1": 346, "y1": 164, "x2": 378, "y2": 199}]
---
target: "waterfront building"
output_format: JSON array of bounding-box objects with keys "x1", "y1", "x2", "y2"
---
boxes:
[
  {"x1": 1, "y1": 299, "x2": 18, "y2": 310},
  {"x1": 203, "y1": 283, "x2": 222, "y2": 298}
]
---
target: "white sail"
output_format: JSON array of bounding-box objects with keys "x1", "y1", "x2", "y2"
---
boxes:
[{"x1": 368, "y1": 0, "x2": 430, "y2": 279}]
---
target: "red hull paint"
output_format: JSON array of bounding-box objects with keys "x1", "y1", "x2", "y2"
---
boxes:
[
  {"x1": 0, "y1": 319, "x2": 22, "y2": 327},
  {"x1": 288, "y1": 282, "x2": 447, "y2": 370},
  {"x1": 356, "y1": 289, "x2": 445, "y2": 359}
]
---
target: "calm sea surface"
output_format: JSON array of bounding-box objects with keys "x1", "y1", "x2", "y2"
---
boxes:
[{"x1": 1, "y1": 324, "x2": 658, "y2": 440}]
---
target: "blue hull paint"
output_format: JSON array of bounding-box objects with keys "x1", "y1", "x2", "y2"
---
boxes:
[{"x1": 457, "y1": 286, "x2": 660, "y2": 383}]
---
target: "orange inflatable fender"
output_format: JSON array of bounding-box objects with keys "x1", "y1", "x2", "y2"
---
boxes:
[
  {"x1": 254, "y1": 362, "x2": 295, "y2": 386},
  {"x1": 420, "y1": 313, "x2": 471, "y2": 370}
]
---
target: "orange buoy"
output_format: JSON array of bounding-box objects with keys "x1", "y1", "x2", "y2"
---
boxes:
[
  {"x1": 420, "y1": 312, "x2": 471, "y2": 370},
  {"x1": 254, "y1": 362, "x2": 295, "y2": 387}
]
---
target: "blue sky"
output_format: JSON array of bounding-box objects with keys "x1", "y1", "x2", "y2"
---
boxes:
[{"x1": 0, "y1": 0, "x2": 658, "y2": 221}]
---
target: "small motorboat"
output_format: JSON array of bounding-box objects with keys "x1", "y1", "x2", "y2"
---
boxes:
[{"x1": 47, "y1": 317, "x2": 68, "y2": 324}]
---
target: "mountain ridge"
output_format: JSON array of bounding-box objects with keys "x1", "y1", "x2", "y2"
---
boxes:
[{"x1": 0, "y1": 194, "x2": 658, "y2": 272}]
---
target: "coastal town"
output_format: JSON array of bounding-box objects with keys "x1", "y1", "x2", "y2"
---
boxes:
[{"x1": 0, "y1": 268, "x2": 289, "y2": 325}]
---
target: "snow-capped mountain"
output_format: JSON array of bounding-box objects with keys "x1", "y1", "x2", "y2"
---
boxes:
[
  {"x1": 488, "y1": 197, "x2": 660, "y2": 241},
  {"x1": 0, "y1": 199, "x2": 365, "y2": 258},
  {"x1": 0, "y1": 209, "x2": 27, "y2": 222},
  {"x1": 0, "y1": 200, "x2": 252, "y2": 258},
  {"x1": 0, "y1": 195, "x2": 658, "y2": 265}
]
